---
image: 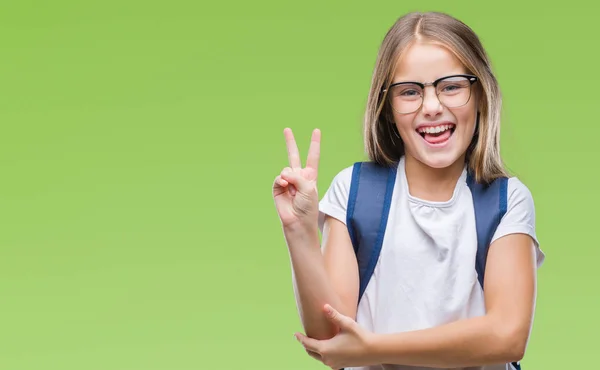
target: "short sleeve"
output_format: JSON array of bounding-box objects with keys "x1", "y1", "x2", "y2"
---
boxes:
[
  {"x1": 317, "y1": 165, "x2": 354, "y2": 233},
  {"x1": 491, "y1": 177, "x2": 545, "y2": 268}
]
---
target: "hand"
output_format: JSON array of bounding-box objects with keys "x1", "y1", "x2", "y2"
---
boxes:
[
  {"x1": 295, "y1": 304, "x2": 377, "y2": 369},
  {"x1": 272, "y1": 128, "x2": 321, "y2": 229}
]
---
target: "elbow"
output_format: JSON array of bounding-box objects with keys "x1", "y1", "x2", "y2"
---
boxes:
[
  {"x1": 305, "y1": 325, "x2": 339, "y2": 341},
  {"x1": 494, "y1": 323, "x2": 530, "y2": 363},
  {"x1": 503, "y1": 339, "x2": 526, "y2": 364},
  {"x1": 304, "y1": 304, "x2": 355, "y2": 340},
  {"x1": 301, "y1": 311, "x2": 342, "y2": 341}
]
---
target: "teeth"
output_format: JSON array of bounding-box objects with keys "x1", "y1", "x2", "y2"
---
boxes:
[{"x1": 418, "y1": 124, "x2": 454, "y2": 134}]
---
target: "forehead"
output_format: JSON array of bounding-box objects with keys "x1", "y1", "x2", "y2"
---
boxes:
[{"x1": 392, "y1": 41, "x2": 466, "y2": 83}]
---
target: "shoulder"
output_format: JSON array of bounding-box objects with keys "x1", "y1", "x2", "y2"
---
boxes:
[
  {"x1": 317, "y1": 164, "x2": 355, "y2": 230},
  {"x1": 503, "y1": 176, "x2": 536, "y2": 228},
  {"x1": 330, "y1": 164, "x2": 355, "y2": 189},
  {"x1": 506, "y1": 176, "x2": 534, "y2": 204},
  {"x1": 321, "y1": 164, "x2": 355, "y2": 201},
  {"x1": 321, "y1": 161, "x2": 393, "y2": 201},
  {"x1": 495, "y1": 176, "x2": 536, "y2": 227},
  {"x1": 493, "y1": 176, "x2": 545, "y2": 266}
]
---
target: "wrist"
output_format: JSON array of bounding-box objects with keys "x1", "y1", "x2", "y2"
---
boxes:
[
  {"x1": 366, "y1": 332, "x2": 400, "y2": 366},
  {"x1": 283, "y1": 221, "x2": 319, "y2": 242},
  {"x1": 364, "y1": 332, "x2": 385, "y2": 364}
]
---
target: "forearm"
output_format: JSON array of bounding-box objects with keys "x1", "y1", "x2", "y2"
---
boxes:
[
  {"x1": 284, "y1": 224, "x2": 346, "y2": 340},
  {"x1": 369, "y1": 315, "x2": 526, "y2": 368}
]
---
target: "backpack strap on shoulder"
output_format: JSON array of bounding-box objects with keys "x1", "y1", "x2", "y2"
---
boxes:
[
  {"x1": 466, "y1": 174, "x2": 518, "y2": 369},
  {"x1": 346, "y1": 161, "x2": 397, "y2": 302},
  {"x1": 466, "y1": 172, "x2": 509, "y2": 289}
]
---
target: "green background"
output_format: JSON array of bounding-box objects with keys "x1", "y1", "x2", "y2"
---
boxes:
[{"x1": 0, "y1": 1, "x2": 596, "y2": 369}]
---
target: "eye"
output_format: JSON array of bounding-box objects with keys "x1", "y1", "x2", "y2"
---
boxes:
[
  {"x1": 391, "y1": 83, "x2": 422, "y2": 99},
  {"x1": 400, "y1": 89, "x2": 420, "y2": 96},
  {"x1": 438, "y1": 78, "x2": 470, "y2": 94},
  {"x1": 441, "y1": 84, "x2": 462, "y2": 92}
]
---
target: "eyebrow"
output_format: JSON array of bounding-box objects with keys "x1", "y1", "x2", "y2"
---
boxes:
[
  {"x1": 391, "y1": 73, "x2": 467, "y2": 85},
  {"x1": 391, "y1": 79, "x2": 418, "y2": 85}
]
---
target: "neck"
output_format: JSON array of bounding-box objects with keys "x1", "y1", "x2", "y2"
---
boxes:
[{"x1": 404, "y1": 154, "x2": 466, "y2": 202}]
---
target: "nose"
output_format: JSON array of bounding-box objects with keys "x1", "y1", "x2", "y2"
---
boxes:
[{"x1": 421, "y1": 86, "x2": 443, "y2": 117}]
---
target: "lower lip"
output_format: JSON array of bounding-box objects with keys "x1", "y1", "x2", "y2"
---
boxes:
[{"x1": 418, "y1": 128, "x2": 454, "y2": 148}]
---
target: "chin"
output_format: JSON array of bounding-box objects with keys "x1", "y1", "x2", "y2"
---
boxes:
[{"x1": 414, "y1": 152, "x2": 463, "y2": 169}]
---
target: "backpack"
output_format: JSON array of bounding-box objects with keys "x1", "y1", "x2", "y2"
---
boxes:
[{"x1": 345, "y1": 161, "x2": 520, "y2": 370}]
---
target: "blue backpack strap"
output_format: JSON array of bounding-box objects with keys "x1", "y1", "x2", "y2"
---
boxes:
[
  {"x1": 346, "y1": 161, "x2": 397, "y2": 302},
  {"x1": 467, "y1": 173, "x2": 514, "y2": 368},
  {"x1": 466, "y1": 173, "x2": 509, "y2": 289}
]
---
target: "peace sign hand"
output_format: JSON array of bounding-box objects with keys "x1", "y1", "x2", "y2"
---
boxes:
[{"x1": 273, "y1": 128, "x2": 321, "y2": 230}]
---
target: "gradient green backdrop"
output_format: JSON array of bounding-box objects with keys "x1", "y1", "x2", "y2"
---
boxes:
[{"x1": 0, "y1": 1, "x2": 596, "y2": 369}]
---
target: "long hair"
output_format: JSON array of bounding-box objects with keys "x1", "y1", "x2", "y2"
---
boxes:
[{"x1": 363, "y1": 11, "x2": 508, "y2": 184}]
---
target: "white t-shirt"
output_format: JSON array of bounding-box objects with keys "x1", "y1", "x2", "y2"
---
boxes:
[{"x1": 318, "y1": 156, "x2": 545, "y2": 370}]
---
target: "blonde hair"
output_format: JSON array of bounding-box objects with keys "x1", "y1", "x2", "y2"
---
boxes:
[{"x1": 364, "y1": 11, "x2": 508, "y2": 184}]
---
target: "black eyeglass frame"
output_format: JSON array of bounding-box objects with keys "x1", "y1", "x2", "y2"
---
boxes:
[{"x1": 381, "y1": 74, "x2": 479, "y2": 114}]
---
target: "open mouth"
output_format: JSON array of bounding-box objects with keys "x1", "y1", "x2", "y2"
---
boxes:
[{"x1": 416, "y1": 124, "x2": 456, "y2": 145}]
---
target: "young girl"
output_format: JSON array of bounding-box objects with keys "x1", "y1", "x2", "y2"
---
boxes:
[{"x1": 272, "y1": 11, "x2": 544, "y2": 370}]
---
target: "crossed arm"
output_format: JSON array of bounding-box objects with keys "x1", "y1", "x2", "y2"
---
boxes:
[
  {"x1": 293, "y1": 227, "x2": 539, "y2": 369},
  {"x1": 365, "y1": 232, "x2": 539, "y2": 367}
]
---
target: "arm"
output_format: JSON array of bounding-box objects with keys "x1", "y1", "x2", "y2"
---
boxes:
[
  {"x1": 294, "y1": 178, "x2": 543, "y2": 369},
  {"x1": 368, "y1": 233, "x2": 538, "y2": 367},
  {"x1": 286, "y1": 215, "x2": 359, "y2": 340},
  {"x1": 275, "y1": 129, "x2": 358, "y2": 341}
]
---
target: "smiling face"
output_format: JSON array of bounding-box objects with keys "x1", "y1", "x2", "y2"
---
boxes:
[{"x1": 388, "y1": 40, "x2": 479, "y2": 169}]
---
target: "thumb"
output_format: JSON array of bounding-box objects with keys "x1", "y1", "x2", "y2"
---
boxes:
[
  {"x1": 280, "y1": 169, "x2": 313, "y2": 193},
  {"x1": 324, "y1": 304, "x2": 351, "y2": 328}
]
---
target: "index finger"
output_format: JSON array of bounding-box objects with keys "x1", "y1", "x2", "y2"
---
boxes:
[
  {"x1": 306, "y1": 128, "x2": 321, "y2": 172},
  {"x1": 284, "y1": 128, "x2": 302, "y2": 169}
]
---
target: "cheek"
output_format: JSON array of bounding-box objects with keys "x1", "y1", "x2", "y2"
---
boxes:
[
  {"x1": 454, "y1": 105, "x2": 477, "y2": 131},
  {"x1": 393, "y1": 114, "x2": 416, "y2": 135},
  {"x1": 458, "y1": 112, "x2": 476, "y2": 128},
  {"x1": 453, "y1": 110, "x2": 478, "y2": 146}
]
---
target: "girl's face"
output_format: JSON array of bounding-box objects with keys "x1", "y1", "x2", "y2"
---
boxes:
[{"x1": 389, "y1": 41, "x2": 478, "y2": 169}]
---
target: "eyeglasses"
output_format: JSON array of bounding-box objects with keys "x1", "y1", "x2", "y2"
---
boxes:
[{"x1": 382, "y1": 74, "x2": 478, "y2": 114}]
